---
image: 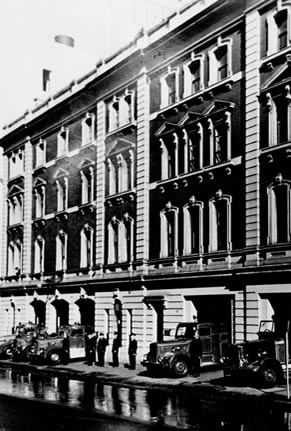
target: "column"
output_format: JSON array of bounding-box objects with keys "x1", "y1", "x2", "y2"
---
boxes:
[{"x1": 22, "y1": 137, "x2": 33, "y2": 276}]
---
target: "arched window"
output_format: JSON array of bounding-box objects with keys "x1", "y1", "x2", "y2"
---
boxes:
[
  {"x1": 109, "y1": 97, "x2": 120, "y2": 131},
  {"x1": 80, "y1": 167, "x2": 94, "y2": 204},
  {"x1": 117, "y1": 154, "x2": 129, "y2": 193},
  {"x1": 208, "y1": 38, "x2": 232, "y2": 86},
  {"x1": 35, "y1": 139, "x2": 46, "y2": 167},
  {"x1": 34, "y1": 185, "x2": 45, "y2": 218},
  {"x1": 34, "y1": 235, "x2": 44, "y2": 274},
  {"x1": 80, "y1": 224, "x2": 94, "y2": 268},
  {"x1": 266, "y1": 7, "x2": 290, "y2": 55},
  {"x1": 266, "y1": 90, "x2": 290, "y2": 147},
  {"x1": 209, "y1": 191, "x2": 232, "y2": 252},
  {"x1": 267, "y1": 175, "x2": 291, "y2": 244},
  {"x1": 119, "y1": 214, "x2": 134, "y2": 263},
  {"x1": 107, "y1": 158, "x2": 117, "y2": 196},
  {"x1": 56, "y1": 230, "x2": 67, "y2": 271},
  {"x1": 207, "y1": 112, "x2": 231, "y2": 166},
  {"x1": 160, "y1": 134, "x2": 178, "y2": 180},
  {"x1": 107, "y1": 217, "x2": 120, "y2": 264},
  {"x1": 183, "y1": 54, "x2": 204, "y2": 98},
  {"x1": 7, "y1": 240, "x2": 22, "y2": 276},
  {"x1": 8, "y1": 194, "x2": 23, "y2": 226},
  {"x1": 160, "y1": 203, "x2": 178, "y2": 258},
  {"x1": 160, "y1": 68, "x2": 179, "y2": 108},
  {"x1": 56, "y1": 178, "x2": 68, "y2": 212},
  {"x1": 57, "y1": 127, "x2": 68, "y2": 157},
  {"x1": 82, "y1": 113, "x2": 95, "y2": 146},
  {"x1": 183, "y1": 198, "x2": 203, "y2": 255}
]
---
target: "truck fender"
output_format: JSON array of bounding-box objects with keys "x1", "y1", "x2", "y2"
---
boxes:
[
  {"x1": 168, "y1": 352, "x2": 190, "y2": 368},
  {"x1": 259, "y1": 358, "x2": 283, "y2": 377}
]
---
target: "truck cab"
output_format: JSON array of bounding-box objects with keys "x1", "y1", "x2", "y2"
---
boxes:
[
  {"x1": 221, "y1": 320, "x2": 286, "y2": 387},
  {"x1": 30, "y1": 325, "x2": 87, "y2": 365},
  {"x1": 141, "y1": 322, "x2": 229, "y2": 378}
]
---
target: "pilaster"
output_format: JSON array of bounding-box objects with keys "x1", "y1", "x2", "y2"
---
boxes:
[
  {"x1": 95, "y1": 101, "x2": 106, "y2": 267},
  {"x1": 0, "y1": 149, "x2": 8, "y2": 278},
  {"x1": 22, "y1": 137, "x2": 33, "y2": 276},
  {"x1": 245, "y1": 10, "x2": 261, "y2": 263},
  {"x1": 135, "y1": 71, "x2": 150, "y2": 267}
]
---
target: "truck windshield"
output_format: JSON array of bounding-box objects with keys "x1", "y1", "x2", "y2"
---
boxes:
[{"x1": 259, "y1": 321, "x2": 274, "y2": 332}]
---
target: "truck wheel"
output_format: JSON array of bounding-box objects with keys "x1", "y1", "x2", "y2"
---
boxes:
[
  {"x1": 3, "y1": 345, "x2": 14, "y2": 359},
  {"x1": 47, "y1": 351, "x2": 62, "y2": 365},
  {"x1": 171, "y1": 358, "x2": 189, "y2": 378},
  {"x1": 23, "y1": 346, "x2": 33, "y2": 361},
  {"x1": 259, "y1": 365, "x2": 278, "y2": 388}
]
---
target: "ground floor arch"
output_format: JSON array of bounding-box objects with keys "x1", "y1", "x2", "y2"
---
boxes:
[
  {"x1": 30, "y1": 299, "x2": 46, "y2": 326},
  {"x1": 75, "y1": 297, "x2": 95, "y2": 331}
]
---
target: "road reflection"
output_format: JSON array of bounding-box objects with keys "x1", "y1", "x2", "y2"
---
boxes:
[{"x1": 0, "y1": 367, "x2": 288, "y2": 430}]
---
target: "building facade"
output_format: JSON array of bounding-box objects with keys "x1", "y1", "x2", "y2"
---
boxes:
[{"x1": 0, "y1": 0, "x2": 290, "y2": 362}]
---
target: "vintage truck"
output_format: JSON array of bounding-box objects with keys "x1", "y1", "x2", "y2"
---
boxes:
[
  {"x1": 0, "y1": 323, "x2": 38, "y2": 359},
  {"x1": 30, "y1": 324, "x2": 87, "y2": 365},
  {"x1": 221, "y1": 320, "x2": 287, "y2": 388},
  {"x1": 12, "y1": 324, "x2": 50, "y2": 361},
  {"x1": 141, "y1": 322, "x2": 229, "y2": 377}
]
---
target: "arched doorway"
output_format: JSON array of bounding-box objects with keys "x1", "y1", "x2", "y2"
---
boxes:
[
  {"x1": 51, "y1": 299, "x2": 69, "y2": 328},
  {"x1": 30, "y1": 299, "x2": 46, "y2": 326},
  {"x1": 75, "y1": 297, "x2": 95, "y2": 331}
]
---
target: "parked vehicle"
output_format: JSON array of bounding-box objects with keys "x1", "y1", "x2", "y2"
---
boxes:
[
  {"x1": 221, "y1": 320, "x2": 286, "y2": 388},
  {"x1": 141, "y1": 322, "x2": 229, "y2": 378},
  {"x1": 13, "y1": 323, "x2": 49, "y2": 361},
  {"x1": 30, "y1": 325, "x2": 87, "y2": 365},
  {"x1": 0, "y1": 323, "x2": 38, "y2": 359}
]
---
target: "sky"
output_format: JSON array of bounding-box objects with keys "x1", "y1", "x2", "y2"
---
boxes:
[{"x1": 0, "y1": 0, "x2": 179, "y2": 124}]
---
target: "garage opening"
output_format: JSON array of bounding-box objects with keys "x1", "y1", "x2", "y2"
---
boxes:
[
  {"x1": 51, "y1": 298, "x2": 69, "y2": 328},
  {"x1": 30, "y1": 299, "x2": 46, "y2": 326},
  {"x1": 75, "y1": 297, "x2": 95, "y2": 331}
]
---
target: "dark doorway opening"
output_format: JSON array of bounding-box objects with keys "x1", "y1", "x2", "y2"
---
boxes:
[
  {"x1": 51, "y1": 299, "x2": 69, "y2": 328},
  {"x1": 30, "y1": 299, "x2": 46, "y2": 326},
  {"x1": 75, "y1": 297, "x2": 95, "y2": 331}
]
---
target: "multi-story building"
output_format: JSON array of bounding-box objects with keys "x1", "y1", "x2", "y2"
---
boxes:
[{"x1": 0, "y1": 0, "x2": 290, "y2": 362}]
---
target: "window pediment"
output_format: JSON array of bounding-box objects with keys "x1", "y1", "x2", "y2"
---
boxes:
[
  {"x1": 7, "y1": 184, "x2": 24, "y2": 196},
  {"x1": 33, "y1": 177, "x2": 47, "y2": 188},
  {"x1": 178, "y1": 112, "x2": 203, "y2": 127},
  {"x1": 202, "y1": 100, "x2": 234, "y2": 117},
  {"x1": 261, "y1": 61, "x2": 290, "y2": 91},
  {"x1": 79, "y1": 158, "x2": 95, "y2": 169},
  {"x1": 54, "y1": 168, "x2": 69, "y2": 179},
  {"x1": 155, "y1": 122, "x2": 178, "y2": 137},
  {"x1": 106, "y1": 137, "x2": 135, "y2": 158}
]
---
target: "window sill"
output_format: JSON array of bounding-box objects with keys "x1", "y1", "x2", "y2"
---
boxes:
[
  {"x1": 260, "y1": 46, "x2": 291, "y2": 68},
  {"x1": 7, "y1": 223, "x2": 23, "y2": 232},
  {"x1": 106, "y1": 121, "x2": 136, "y2": 137}
]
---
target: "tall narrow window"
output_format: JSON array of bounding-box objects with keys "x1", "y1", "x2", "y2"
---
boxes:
[
  {"x1": 34, "y1": 235, "x2": 44, "y2": 274},
  {"x1": 34, "y1": 186, "x2": 45, "y2": 218},
  {"x1": 35, "y1": 139, "x2": 46, "y2": 167},
  {"x1": 117, "y1": 154, "x2": 129, "y2": 193},
  {"x1": 107, "y1": 159, "x2": 117, "y2": 195},
  {"x1": 216, "y1": 46, "x2": 228, "y2": 81},
  {"x1": 109, "y1": 98, "x2": 120, "y2": 131},
  {"x1": 160, "y1": 204, "x2": 178, "y2": 258},
  {"x1": 161, "y1": 69, "x2": 178, "y2": 108},
  {"x1": 123, "y1": 92, "x2": 134, "y2": 124},
  {"x1": 208, "y1": 39, "x2": 232, "y2": 85},
  {"x1": 7, "y1": 240, "x2": 22, "y2": 276},
  {"x1": 208, "y1": 112, "x2": 231, "y2": 166},
  {"x1": 119, "y1": 214, "x2": 134, "y2": 263},
  {"x1": 80, "y1": 224, "x2": 93, "y2": 268},
  {"x1": 108, "y1": 218, "x2": 119, "y2": 264},
  {"x1": 81, "y1": 168, "x2": 94, "y2": 205},
  {"x1": 160, "y1": 134, "x2": 178, "y2": 180},
  {"x1": 56, "y1": 230, "x2": 67, "y2": 272},
  {"x1": 8, "y1": 195, "x2": 23, "y2": 226},
  {"x1": 9, "y1": 150, "x2": 24, "y2": 179},
  {"x1": 277, "y1": 10, "x2": 288, "y2": 50},
  {"x1": 267, "y1": 92, "x2": 289, "y2": 146},
  {"x1": 268, "y1": 177, "x2": 291, "y2": 244},
  {"x1": 56, "y1": 179, "x2": 68, "y2": 212},
  {"x1": 183, "y1": 200, "x2": 203, "y2": 255},
  {"x1": 275, "y1": 97, "x2": 288, "y2": 144},
  {"x1": 57, "y1": 127, "x2": 68, "y2": 157},
  {"x1": 209, "y1": 191, "x2": 231, "y2": 252},
  {"x1": 82, "y1": 114, "x2": 95, "y2": 146}
]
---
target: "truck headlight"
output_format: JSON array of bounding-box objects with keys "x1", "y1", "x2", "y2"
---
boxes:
[
  {"x1": 143, "y1": 353, "x2": 148, "y2": 361},
  {"x1": 158, "y1": 355, "x2": 164, "y2": 363}
]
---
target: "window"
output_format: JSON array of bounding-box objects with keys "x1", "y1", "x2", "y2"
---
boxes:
[
  {"x1": 81, "y1": 168, "x2": 94, "y2": 204},
  {"x1": 56, "y1": 230, "x2": 67, "y2": 272},
  {"x1": 107, "y1": 159, "x2": 117, "y2": 195},
  {"x1": 34, "y1": 185, "x2": 45, "y2": 218},
  {"x1": 109, "y1": 98, "x2": 120, "y2": 132},
  {"x1": 8, "y1": 149, "x2": 24, "y2": 179},
  {"x1": 107, "y1": 217, "x2": 120, "y2": 264},
  {"x1": 207, "y1": 112, "x2": 231, "y2": 166},
  {"x1": 183, "y1": 198, "x2": 203, "y2": 255},
  {"x1": 183, "y1": 125, "x2": 203, "y2": 173},
  {"x1": 160, "y1": 133, "x2": 178, "y2": 180},
  {"x1": 82, "y1": 114, "x2": 95, "y2": 146},
  {"x1": 35, "y1": 139, "x2": 46, "y2": 167},
  {"x1": 119, "y1": 214, "x2": 134, "y2": 263},
  {"x1": 57, "y1": 127, "x2": 68, "y2": 157},
  {"x1": 160, "y1": 203, "x2": 178, "y2": 258},
  {"x1": 8, "y1": 195, "x2": 23, "y2": 226},
  {"x1": 34, "y1": 235, "x2": 44, "y2": 274},
  {"x1": 266, "y1": 92, "x2": 290, "y2": 146},
  {"x1": 56, "y1": 178, "x2": 68, "y2": 212},
  {"x1": 209, "y1": 191, "x2": 232, "y2": 252},
  {"x1": 267, "y1": 176, "x2": 291, "y2": 244},
  {"x1": 183, "y1": 54, "x2": 204, "y2": 98},
  {"x1": 122, "y1": 91, "x2": 134, "y2": 125},
  {"x1": 7, "y1": 240, "x2": 22, "y2": 276},
  {"x1": 266, "y1": 8, "x2": 290, "y2": 56},
  {"x1": 208, "y1": 38, "x2": 232, "y2": 85},
  {"x1": 42, "y1": 69, "x2": 51, "y2": 92},
  {"x1": 161, "y1": 68, "x2": 179, "y2": 108},
  {"x1": 117, "y1": 154, "x2": 129, "y2": 193},
  {"x1": 80, "y1": 224, "x2": 93, "y2": 268}
]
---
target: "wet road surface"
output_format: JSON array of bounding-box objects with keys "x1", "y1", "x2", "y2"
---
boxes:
[{"x1": 0, "y1": 366, "x2": 289, "y2": 430}]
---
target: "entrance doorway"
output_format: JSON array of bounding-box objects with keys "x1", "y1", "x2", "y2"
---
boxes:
[
  {"x1": 30, "y1": 299, "x2": 46, "y2": 326},
  {"x1": 75, "y1": 297, "x2": 95, "y2": 331},
  {"x1": 51, "y1": 299, "x2": 69, "y2": 329}
]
